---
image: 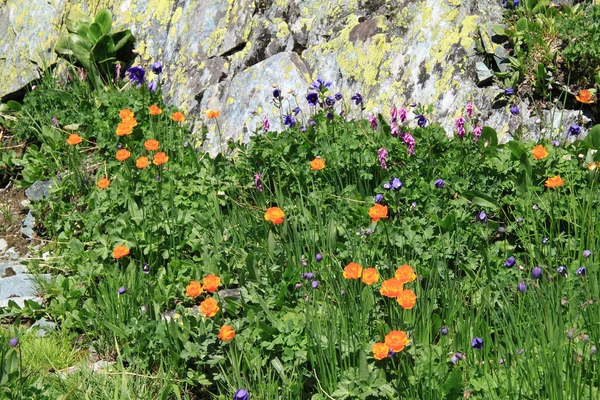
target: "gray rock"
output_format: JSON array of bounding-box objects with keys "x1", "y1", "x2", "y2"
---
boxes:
[
  {"x1": 476, "y1": 62, "x2": 494, "y2": 87},
  {"x1": 20, "y1": 210, "x2": 35, "y2": 240},
  {"x1": 0, "y1": 261, "x2": 27, "y2": 277},
  {"x1": 20, "y1": 199, "x2": 30, "y2": 208},
  {"x1": 92, "y1": 360, "x2": 115, "y2": 373},
  {"x1": 4, "y1": 247, "x2": 20, "y2": 260},
  {"x1": 27, "y1": 317, "x2": 57, "y2": 337},
  {"x1": 0, "y1": 239, "x2": 7, "y2": 253},
  {"x1": 0, "y1": 273, "x2": 50, "y2": 299},
  {"x1": 219, "y1": 288, "x2": 241, "y2": 298},
  {"x1": 25, "y1": 180, "x2": 53, "y2": 201}
]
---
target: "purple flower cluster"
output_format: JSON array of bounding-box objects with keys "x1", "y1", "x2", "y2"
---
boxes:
[
  {"x1": 455, "y1": 115, "x2": 466, "y2": 139},
  {"x1": 466, "y1": 102, "x2": 473, "y2": 117},
  {"x1": 403, "y1": 132, "x2": 415, "y2": 156},
  {"x1": 254, "y1": 173, "x2": 263, "y2": 192},
  {"x1": 368, "y1": 114, "x2": 378, "y2": 130},
  {"x1": 263, "y1": 116, "x2": 270, "y2": 132},
  {"x1": 378, "y1": 147, "x2": 388, "y2": 170},
  {"x1": 473, "y1": 125, "x2": 482, "y2": 142}
]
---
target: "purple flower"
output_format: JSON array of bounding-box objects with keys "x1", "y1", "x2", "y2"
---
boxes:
[
  {"x1": 391, "y1": 178, "x2": 403, "y2": 190},
  {"x1": 306, "y1": 92, "x2": 319, "y2": 106},
  {"x1": 283, "y1": 115, "x2": 296, "y2": 128},
  {"x1": 476, "y1": 211, "x2": 487, "y2": 222},
  {"x1": 316, "y1": 254, "x2": 323, "y2": 263},
  {"x1": 583, "y1": 250, "x2": 592, "y2": 257},
  {"x1": 351, "y1": 93, "x2": 363, "y2": 106},
  {"x1": 411, "y1": 202, "x2": 417, "y2": 208},
  {"x1": 505, "y1": 88, "x2": 515, "y2": 95},
  {"x1": 311, "y1": 78, "x2": 331, "y2": 91},
  {"x1": 378, "y1": 147, "x2": 388, "y2": 170},
  {"x1": 451, "y1": 355, "x2": 459, "y2": 364},
  {"x1": 510, "y1": 105, "x2": 519, "y2": 116},
  {"x1": 434, "y1": 179, "x2": 445, "y2": 189},
  {"x1": 556, "y1": 266, "x2": 567, "y2": 277},
  {"x1": 312, "y1": 281, "x2": 319, "y2": 289},
  {"x1": 156, "y1": 175, "x2": 161, "y2": 181},
  {"x1": 517, "y1": 348, "x2": 524, "y2": 355},
  {"x1": 552, "y1": 140, "x2": 561, "y2": 147},
  {"x1": 399, "y1": 107, "x2": 407, "y2": 123},
  {"x1": 383, "y1": 183, "x2": 392, "y2": 190},
  {"x1": 9, "y1": 337, "x2": 18, "y2": 347},
  {"x1": 303, "y1": 272, "x2": 315, "y2": 280},
  {"x1": 440, "y1": 326, "x2": 448, "y2": 336},
  {"x1": 569, "y1": 124, "x2": 581, "y2": 136},
  {"x1": 234, "y1": 389, "x2": 249, "y2": 400},
  {"x1": 471, "y1": 337, "x2": 483, "y2": 350},
  {"x1": 273, "y1": 88, "x2": 281, "y2": 98},
  {"x1": 391, "y1": 122, "x2": 399, "y2": 138},
  {"x1": 533, "y1": 204, "x2": 539, "y2": 211},
  {"x1": 390, "y1": 106, "x2": 398, "y2": 122},
  {"x1": 532, "y1": 267, "x2": 543, "y2": 279},
  {"x1": 374, "y1": 194, "x2": 384, "y2": 204},
  {"x1": 118, "y1": 287, "x2": 127, "y2": 295},
  {"x1": 388, "y1": 349, "x2": 396, "y2": 358},
  {"x1": 576, "y1": 267, "x2": 586, "y2": 277},
  {"x1": 518, "y1": 281, "x2": 527, "y2": 293},
  {"x1": 455, "y1": 116, "x2": 466, "y2": 139},
  {"x1": 147, "y1": 81, "x2": 157, "y2": 92},
  {"x1": 263, "y1": 116, "x2": 270, "y2": 132},
  {"x1": 140, "y1": 305, "x2": 147, "y2": 312},
  {"x1": 300, "y1": 125, "x2": 307, "y2": 132},
  {"x1": 292, "y1": 107, "x2": 301, "y2": 115},
  {"x1": 254, "y1": 173, "x2": 263, "y2": 192},
  {"x1": 115, "y1": 63, "x2": 122, "y2": 80},
  {"x1": 417, "y1": 114, "x2": 427, "y2": 127},
  {"x1": 498, "y1": 227, "x2": 505, "y2": 233},
  {"x1": 308, "y1": 119, "x2": 316, "y2": 126},
  {"x1": 335, "y1": 92, "x2": 343, "y2": 101},
  {"x1": 183, "y1": 141, "x2": 189, "y2": 148},
  {"x1": 403, "y1": 132, "x2": 415, "y2": 156},
  {"x1": 504, "y1": 256, "x2": 516, "y2": 268},
  {"x1": 368, "y1": 114, "x2": 378, "y2": 130},
  {"x1": 142, "y1": 263, "x2": 150, "y2": 274},
  {"x1": 466, "y1": 102, "x2": 473, "y2": 117},
  {"x1": 326, "y1": 112, "x2": 333, "y2": 120},
  {"x1": 473, "y1": 125, "x2": 482, "y2": 142},
  {"x1": 126, "y1": 66, "x2": 145, "y2": 86},
  {"x1": 52, "y1": 117, "x2": 59, "y2": 127},
  {"x1": 151, "y1": 61, "x2": 163, "y2": 74},
  {"x1": 517, "y1": 217, "x2": 524, "y2": 223},
  {"x1": 455, "y1": 352, "x2": 464, "y2": 360},
  {"x1": 325, "y1": 96, "x2": 336, "y2": 107}
]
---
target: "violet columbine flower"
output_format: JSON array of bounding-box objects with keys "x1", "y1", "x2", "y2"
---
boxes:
[
  {"x1": 471, "y1": 337, "x2": 483, "y2": 350},
  {"x1": 569, "y1": 124, "x2": 581, "y2": 136},
  {"x1": 374, "y1": 194, "x2": 384, "y2": 204},
  {"x1": 476, "y1": 211, "x2": 487, "y2": 222},
  {"x1": 300, "y1": 125, "x2": 307, "y2": 132},
  {"x1": 383, "y1": 183, "x2": 392, "y2": 190},
  {"x1": 273, "y1": 88, "x2": 281, "y2": 98},
  {"x1": 368, "y1": 114, "x2": 378, "y2": 130},
  {"x1": 455, "y1": 115, "x2": 466, "y2": 139},
  {"x1": 234, "y1": 389, "x2": 249, "y2": 400},
  {"x1": 390, "y1": 106, "x2": 398, "y2": 122},
  {"x1": 473, "y1": 125, "x2": 482, "y2": 142},
  {"x1": 311, "y1": 78, "x2": 331, "y2": 91},
  {"x1": 466, "y1": 102, "x2": 473, "y2": 117},
  {"x1": 351, "y1": 93, "x2": 363, "y2": 106},
  {"x1": 335, "y1": 92, "x2": 343, "y2": 101},
  {"x1": 52, "y1": 117, "x2": 59, "y2": 127},
  {"x1": 147, "y1": 81, "x2": 157, "y2": 92},
  {"x1": 510, "y1": 105, "x2": 519, "y2": 116},
  {"x1": 283, "y1": 115, "x2": 296, "y2": 128},
  {"x1": 504, "y1": 256, "x2": 516, "y2": 268},
  {"x1": 552, "y1": 140, "x2": 560, "y2": 147},
  {"x1": 455, "y1": 352, "x2": 464, "y2": 360},
  {"x1": 411, "y1": 202, "x2": 417, "y2": 208},
  {"x1": 263, "y1": 116, "x2": 270, "y2": 132},
  {"x1": 9, "y1": 337, "x2": 18, "y2": 347},
  {"x1": 417, "y1": 114, "x2": 427, "y2": 127},
  {"x1": 254, "y1": 173, "x2": 263, "y2": 192},
  {"x1": 505, "y1": 88, "x2": 515, "y2": 95},
  {"x1": 306, "y1": 92, "x2": 319, "y2": 106},
  {"x1": 532, "y1": 267, "x2": 543, "y2": 279},
  {"x1": 576, "y1": 267, "x2": 586, "y2": 277},
  {"x1": 434, "y1": 179, "x2": 445, "y2": 189},
  {"x1": 303, "y1": 272, "x2": 315, "y2": 280},
  {"x1": 583, "y1": 250, "x2": 592, "y2": 257},
  {"x1": 378, "y1": 147, "x2": 388, "y2": 170},
  {"x1": 142, "y1": 263, "x2": 150, "y2": 274},
  {"x1": 316, "y1": 254, "x2": 323, "y2": 263},
  {"x1": 518, "y1": 282, "x2": 527, "y2": 294},
  {"x1": 556, "y1": 266, "x2": 567, "y2": 277},
  {"x1": 293, "y1": 107, "x2": 301, "y2": 115},
  {"x1": 399, "y1": 107, "x2": 407, "y2": 123},
  {"x1": 325, "y1": 96, "x2": 336, "y2": 107},
  {"x1": 151, "y1": 61, "x2": 163, "y2": 74},
  {"x1": 517, "y1": 217, "x2": 524, "y2": 223},
  {"x1": 118, "y1": 287, "x2": 127, "y2": 295},
  {"x1": 312, "y1": 281, "x2": 319, "y2": 289},
  {"x1": 126, "y1": 66, "x2": 145, "y2": 86},
  {"x1": 326, "y1": 112, "x2": 333, "y2": 120},
  {"x1": 451, "y1": 355, "x2": 459, "y2": 364},
  {"x1": 183, "y1": 141, "x2": 189, "y2": 147},
  {"x1": 308, "y1": 119, "x2": 316, "y2": 126},
  {"x1": 403, "y1": 132, "x2": 415, "y2": 156},
  {"x1": 391, "y1": 178, "x2": 403, "y2": 190},
  {"x1": 498, "y1": 227, "x2": 505, "y2": 233},
  {"x1": 441, "y1": 326, "x2": 448, "y2": 336}
]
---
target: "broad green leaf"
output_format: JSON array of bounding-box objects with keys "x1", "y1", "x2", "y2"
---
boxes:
[
  {"x1": 462, "y1": 190, "x2": 499, "y2": 210},
  {"x1": 481, "y1": 126, "x2": 498, "y2": 146},
  {"x1": 94, "y1": 8, "x2": 113, "y2": 35}
]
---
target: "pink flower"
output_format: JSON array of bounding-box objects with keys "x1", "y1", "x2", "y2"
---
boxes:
[
  {"x1": 368, "y1": 114, "x2": 378, "y2": 130},
  {"x1": 398, "y1": 107, "x2": 407, "y2": 123},
  {"x1": 390, "y1": 106, "x2": 398, "y2": 122},
  {"x1": 263, "y1": 116, "x2": 270, "y2": 132},
  {"x1": 378, "y1": 147, "x2": 388, "y2": 170},
  {"x1": 473, "y1": 125, "x2": 482, "y2": 142},
  {"x1": 403, "y1": 132, "x2": 415, "y2": 156},
  {"x1": 466, "y1": 102, "x2": 473, "y2": 117},
  {"x1": 455, "y1": 116, "x2": 466, "y2": 139},
  {"x1": 391, "y1": 122, "x2": 399, "y2": 138}
]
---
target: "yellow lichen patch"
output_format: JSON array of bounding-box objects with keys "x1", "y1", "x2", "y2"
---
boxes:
[
  {"x1": 275, "y1": 19, "x2": 291, "y2": 39},
  {"x1": 227, "y1": 97, "x2": 235, "y2": 105}
]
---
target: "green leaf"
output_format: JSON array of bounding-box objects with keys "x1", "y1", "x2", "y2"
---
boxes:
[
  {"x1": 88, "y1": 22, "x2": 104, "y2": 43},
  {"x1": 92, "y1": 35, "x2": 116, "y2": 64},
  {"x1": 94, "y1": 9, "x2": 113, "y2": 35},
  {"x1": 507, "y1": 140, "x2": 525, "y2": 158},
  {"x1": 4, "y1": 100, "x2": 22, "y2": 112},
  {"x1": 443, "y1": 368, "x2": 463, "y2": 398},
  {"x1": 585, "y1": 124, "x2": 600, "y2": 150},
  {"x1": 481, "y1": 126, "x2": 498, "y2": 146},
  {"x1": 462, "y1": 190, "x2": 499, "y2": 210}
]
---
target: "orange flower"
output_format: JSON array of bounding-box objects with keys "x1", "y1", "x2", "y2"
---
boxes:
[
  {"x1": 372, "y1": 342, "x2": 390, "y2": 360},
  {"x1": 206, "y1": 110, "x2": 221, "y2": 119},
  {"x1": 66, "y1": 134, "x2": 82, "y2": 146},
  {"x1": 116, "y1": 121, "x2": 134, "y2": 136},
  {"x1": 384, "y1": 330, "x2": 410, "y2": 352},
  {"x1": 396, "y1": 289, "x2": 417, "y2": 309},
  {"x1": 171, "y1": 111, "x2": 185, "y2": 122},
  {"x1": 136, "y1": 156, "x2": 149, "y2": 169},
  {"x1": 112, "y1": 245, "x2": 130, "y2": 259},
  {"x1": 185, "y1": 281, "x2": 203, "y2": 298},
  {"x1": 576, "y1": 89, "x2": 595, "y2": 104},
  {"x1": 200, "y1": 297, "x2": 219, "y2": 318},
  {"x1": 343, "y1": 263, "x2": 363, "y2": 280},
  {"x1": 218, "y1": 325, "x2": 236, "y2": 342},
  {"x1": 153, "y1": 152, "x2": 169, "y2": 165},
  {"x1": 361, "y1": 268, "x2": 380, "y2": 285},
  {"x1": 531, "y1": 144, "x2": 549, "y2": 160},
  {"x1": 310, "y1": 157, "x2": 325, "y2": 171},
  {"x1": 380, "y1": 278, "x2": 404, "y2": 298},
  {"x1": 369, "y1": 204, "x2": 388, "y2": 222},
  {"x1": 116, "y1": 149, "x2": 131, "y2": 162},
  {"x1": 144, "y1": 139, "x2": 160, "y2": 151},
  {"x1": 202, "y1": 274, "x2": 221, "y2": 293},
  {"x1": 119, "y1": 109, "x2": 134, "y2": 119},
  {"x1": 395, "y1": 265, "x2": 416, "y2": 284},
  {"x1": 264, "y1": 207, "x2": 285, "y2": 224},
  {"x1": 545, "y1": 175, "x2": 565, "y2": 189},
  {"x1": 97, "y1": 178, "x2": 110, "y2": 189},
  {"x1": 149, "y1": 104, "x2": 162, "y2": 115}
]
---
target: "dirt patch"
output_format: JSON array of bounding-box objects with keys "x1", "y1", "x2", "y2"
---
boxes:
[{"x1": 0, "y1": 183, "x2": 31, "y2": 256}]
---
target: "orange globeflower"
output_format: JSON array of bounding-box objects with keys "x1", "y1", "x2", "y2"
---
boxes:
[
  {"x1": 396, "y1": 289, "x2": 417, "y2": 309},
  {"x1": 531, "y1": 144, "x2": 549, "y2": 160},
  {"x1": 264, "y1": 207, "x2": 285, "y2": 224},
  {"x1": 66, "y1": 134, "x2": 82, "y2": 145},
  {"x1": 361, "y1": 268, "x2": 380, "y2": 285},
  {"x1": 200, "y1": 297, "x2": 219, "y2": 318},
  {"x1": 395, "y1": 264, "x2": 416, "y2": 284},
  {"x1": 218, "y1": 325, "x2": 236, "y2": 342},
  {"x1": 206, "y1": 110, "x2": 220, "y2": 119},
  {"x1": 343, "y1": 263, "x2": 363, "y2": 280},
  {"x1": 119, "y1": 109, "x2": 134, "y2": 119},
  {"x1": 171, "y1": 111, "x2": 185, "y2": 122},
  {"x1": 97, "y1": 177, "x2": 110, "y2": 189},
  {"x1": 112, "y1": 245, "x2": 130, "y2": 259},
  {"x1": 576, "y1": 89, "x2": 595, "y2": 104},
  {"x1": 153, "y1": 152, "x2": 169, "y2": 165},
  {"x1": 116, "y1": 121, "x2": 134, "y2": 136},
  {"x1": 384, "y1": 330, "x2": 410, "y2": 352},
  {"x1": 186, "y1": 281, "x2": 203, "y2": 298},
  {"x1": 310, "y1": 157, "x2": 325, "y2": 171},
  {"x1": 372, "y1": 342, "x2": 390, "y2": 360},
  {"x1": 380, "y1": 278, "x2": 404, "y2": 298},
  {"x1": 136, "y1": 156, "x2": 149, "y2": 169},
  {"x1": 149, "y1": 104, "x2": 162, "y2": 115},
  {"x1": 369, "y1": 204, "x2": 388, "y2": 222},
  {"x1": 202, "y1": 274, "x2": 221, "y2": 293},
  {"x1": 545, "y1": 175, "x2": 565, "y2": 189},
  {"x1": 116, "y1": 149, "x2": 131, "y2": 162},
  {"x1": 144, "y1": 139, "x2": 160, "y2": 151}
]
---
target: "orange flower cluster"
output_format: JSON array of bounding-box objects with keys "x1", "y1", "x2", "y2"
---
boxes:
[
  {"x1": 342, "y1": 262, "x2": 380, "y2": 286},
  {"x1": 116, "y1": 109, "x2": 137, "y2": 136},
  {"x1": 369, "y1": 204, "x2": 388, "y2": 222},
  {"x1": 149, "y1": 104, "x2": 162, "y2": 115},
  {"x1": 545, "y1": 175, "x2": 565, "y2": 189},
  {"x1": 185, "y1": 274, "x2": 222, "y2": 318},
  {"x1": 66, "y1": 134, "x2": 82, "y2": 146},
  {"x1": 171, "y1": 111, "x2": 185, "y2": 122},
  {"x1": 112, "y1": 244, "x2": 130, "y2": 259},
  {"x1": 218, "y1": 325, "x2": 235, "y2": 341},
  {"x1": 576, "y1": 89, "x2": 595, "y2": 104},
  {"x1": 97, "y1": 177, "x2": 110, "y2": 189},
  {"x1": 380, "y1": 265, "x2": 417, "y2": 309},
  {"x1": 310, "y1": 157, "x2": 325, "y2": 170},
  {"x1": 532, "y1": 144, "x2": 548, "y2": 160},
  {"x1": 206, "y1": 110, "x2": 220, "y2": 119},
  {"x1": 372, "y1": 330, "x2": 410, "y2": 360},
  {"x1": 264, "y1": 207, "x2": 285, "y2": 224}
]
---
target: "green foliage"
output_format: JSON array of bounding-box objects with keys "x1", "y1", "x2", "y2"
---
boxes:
[{"x1": 559, "y1": 5, "x2": 600, "y2": 83}]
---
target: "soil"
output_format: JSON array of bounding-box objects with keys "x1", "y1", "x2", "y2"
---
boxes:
[{"x1": 0, "y1": 183, "x2": 31, "y2": 256}]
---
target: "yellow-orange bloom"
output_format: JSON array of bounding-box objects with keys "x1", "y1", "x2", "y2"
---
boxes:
[
  {"x1": 144, "y1": 139, "x2": 160, "y2": 151},
  {"x1": 343, "y1": 263, "x2": 363, "y2": 280},
  {"x1": 119, "y1": 109, "x2": 134, "y2": 119},
  {"x1": 149, "y1": 104, "x2": 162, "y2": 115},
  {"x1": 136, "y1": 156, "x2": 149, "y2": 169},
  {"x1": 97, "y1": 178, "x2": 110, "y2": 189},
  {"x1": 112, "y1": 245, "x2": 130, "y2": 259},
  {"x1": 171, "y1": 111, "x2": 185, "y2": 122},
  {"x1": 396, "y1": 289, "x2": 417, "y2": 309},
  {"x1": 264, "y1": 207, "x2": 285, "y2": 224},
  {"x1": 372, "y1": 342, "x2": 390, "y2": 360},
  {"x1": 361, "y1": 268, "x2": 380, "y2": 285},
  {"x1": 200, "y1": 297, "x2": 219, "y2": 318},
  {"x1": 380, "y1": 278, "x2": 404, "y2": 298},
  {"x1": 218, "y1": 325, "x2": 236, "y2": 342},
  {"x1": 153, "y1": 152, "x2": 169, "y2": 165},
  {"x1": 116, "y1": 149, "x2": 131, "y2": 162},
  {"x1": 206, "y1": 110, "x2": 220, "y2": 119},
  {"x1": 116, "y1": 121, "x2": 134, "y2": 136},
  {"x1": 310, "y1": 157, "x2": 325, "y2": 171},
  {"x1": 545, "y1": 175, "x2": 565, "y2": 189},
  {"x1": 531, "y1": 144, "x2": 549, "y2": 160},
  {"x1": 202, "y1": 274, "x2": 221, "y2": 293},
  {"x1": 186, "y1": 281, "x2": 203, "y2": 298},
  {"x1": 369, "y1": 204, "x2": 388, "y2": 222},
  {"x1": 66, "y1": 134, "x2": 82, "y2": 146},
  {"x1": 576, "y1": 89, "x2": 595, "y2": 104},
  {"x1": 384, "y1": 330, "x2": 410, "y2": 352},
  {"x1": 395, "y1": 265, "x2": 416, "y2": 284}
]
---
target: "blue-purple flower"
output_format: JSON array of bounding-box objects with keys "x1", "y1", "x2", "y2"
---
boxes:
[
  {"x1": 434, "y1": 178, "x2": 445, "y2": 189},
  {"x1": 391, "y1": 178, "x2": 403, "y2": 190},
  {"x1": 142, "y1": 263, "x2": 150, "y2": 274},
  {"x1": 510, "y1": 105, "x2": 520, "y2": 115},
  {"x1": 311, "y1": 78, "x2": 331, "y2": 91},
  {"x1": 326, "y1": 112, "x2": 333, "y2": 120},
  {"x1": 583, "y1": 250, "x2": 592, "y2": 257},
  {"x1": 273, "y1": 88, "x2": 281, "y2": 98},
  {"x1": 504, "y1": 256, "x2": 516, "y2": 268},
  {"x1": 306, "y1": 92, "x2": 319, "y2": 106},
  {"x1": 552, "y1": 140, "x2": 561, "y2": 147},
  {"x1": 312, "y1": 281, "x2": 319, "y2": 289},
  {"x1": 374, "y1": 194, "x2": 384, "y2": 204},
  {"x1": 569, "y1": 124, "x2": 581, "y2": 136},
  {"x1": 335, "y1": 92, "x2": 343, "y2": 101},
  {"x1": 440, "y1": 326, "x2": 448, "y2": 336},
  {"x1": 471, "y1": 337, "x2": 483, "y2": 350},
  {"x1": 556, "y1": 266, "x2": 567, "y2": 277},
  {"x1": 576, "y1": 267, "x2": 586, "y2": 277},
  {"x1": 316, "y1": 253, "x2": 323, "y2": 263},
  {"x1": 126, "y1": 66, "x2": 145, "y2": 86},
  {"x1": 292, "y1": 107, "x2": 301, "y2": 115},
  {"x1": 417, "y1": 114, "x2": 427, "y2": 127},
  {"x1": 505, "y1": 88, "x2": 515, "y2": 95},
  {"x1": 476, "y1": 211, "x2": 487, "y2": 223},
  {"x1": 325, "y1": 96, "x2": 336, "y2": 107},
  {"x1": 351, "y1": 93, "x2": 363, "y2": 106},
  {"x1": 118, "y1": 287, "x2": 127, "y2": 295},
  {"x1": 147, "y1": 81, "x2": 157, "y2": 92},
  {"x1": 234, "y1": 389, "x2": 249, "y2": 400},
  {"x1": 151, "y1": 61, "x2": 163, "y2": 74},
  {"x1": 531, "y1": 267, "x2": 543, "y2": 279},
  {"x1": 518, "y1": 281, "x2": 527, "y2": 293},
  {"x1": 9, "y1": 337, "x2": 18, "y2": 347},
  {"x1": 383, "y1": 183, "x2": 392, "y2": 190},
  {"x1": 283, "y1": 115, "x2": 296, "y2": 128}
]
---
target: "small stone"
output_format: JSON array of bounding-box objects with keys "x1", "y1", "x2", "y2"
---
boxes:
[
  {"x1": 20, "y1": 210, "x2": 35, "y2": 239},
  {"x1": 20, "y1": 199, "x2": 30, "y2": 208},
  {"x1": 93, "y1": 360, "x2": 116, "y2": 373},
  {"x1": 0, "y1": 239, "x2": 7, "y2": 253},
  {"x1": 4, "y1": 247, "x2": 20, "y2": 259},
  {"x1": 476, "y1": 62, "x2": 493, "y2": 87},
  {"x1": 27, "y1": 317, "x2": 57, "y2": 337},
  {"x1": 25, "y1": 180, "x2": 53, "y2": 201}
]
